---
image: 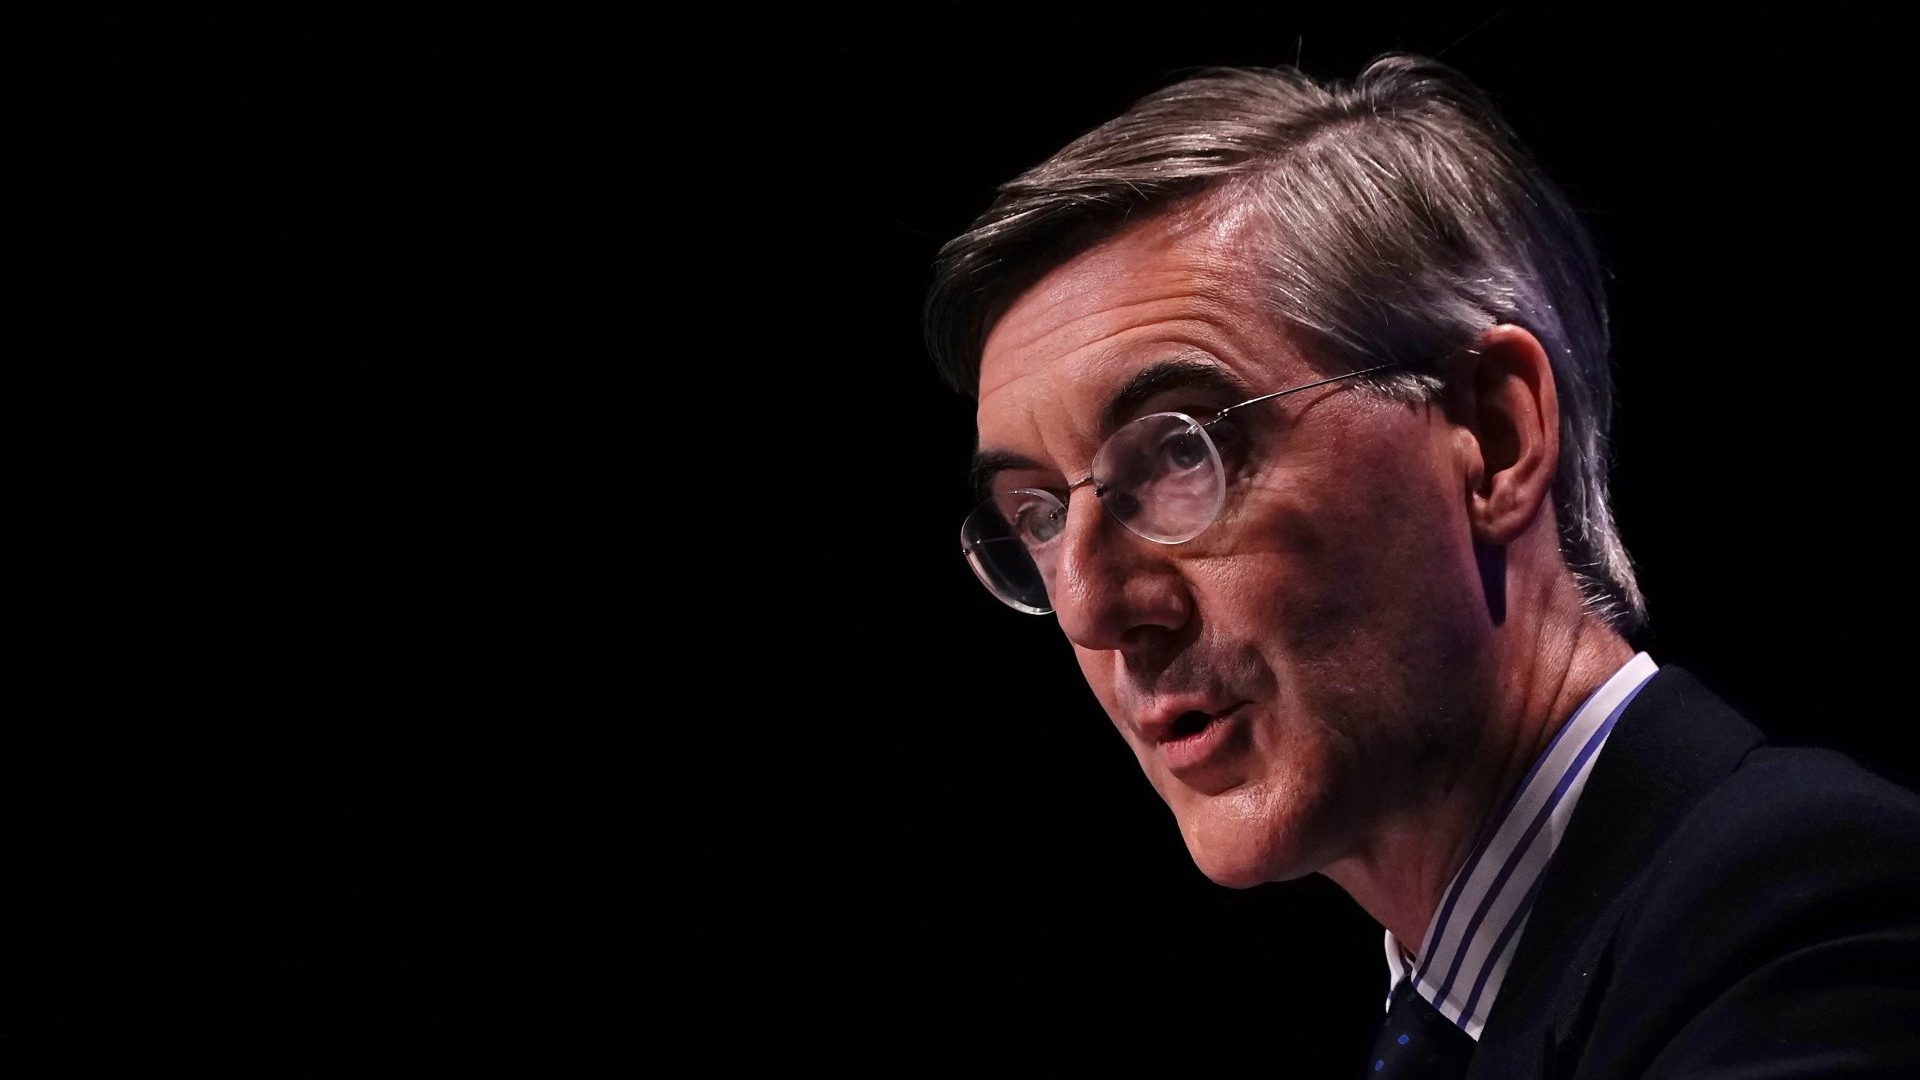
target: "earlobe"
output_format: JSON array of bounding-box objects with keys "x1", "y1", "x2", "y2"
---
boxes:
[{"x1": 1460, "y1": 325, "x2": 1559, "y2": 547}]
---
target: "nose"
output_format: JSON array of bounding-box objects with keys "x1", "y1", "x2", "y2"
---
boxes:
[{"x1": 1047, "y1": 485, "x2": 1194, "y2": 653}]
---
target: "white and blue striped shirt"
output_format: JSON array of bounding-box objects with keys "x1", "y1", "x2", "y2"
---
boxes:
[{"x1": 1383, "y1": 652, "x2": 1659, "y2": 1040}]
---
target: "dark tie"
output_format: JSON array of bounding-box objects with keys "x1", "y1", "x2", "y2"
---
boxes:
[{"x1": 1360, "y1": 977, "x2": 1477, "y2": 1078}]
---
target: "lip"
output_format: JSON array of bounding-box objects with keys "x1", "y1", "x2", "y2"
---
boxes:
[{"x1": 1140, "y1": 700, "x2": 1251, "y2": 778}]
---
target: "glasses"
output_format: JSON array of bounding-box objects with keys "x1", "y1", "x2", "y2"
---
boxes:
[{"x1": 960, "y1": 364, "x2": 1391, "y2": 614}]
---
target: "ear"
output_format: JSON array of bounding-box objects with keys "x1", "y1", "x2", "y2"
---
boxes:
[{"x1": 1450, "y1": 324, "x2": 1560, "y2": 546}]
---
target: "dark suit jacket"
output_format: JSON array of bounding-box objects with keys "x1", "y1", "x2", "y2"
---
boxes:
[{"x1": 1464, "y1": 667, "x2": 1920, "y2": 1078}]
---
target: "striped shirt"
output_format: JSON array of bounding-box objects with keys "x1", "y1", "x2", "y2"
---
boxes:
[{"x1": 1383, "y1": 652, "x2": 1659, "y2": 1040}]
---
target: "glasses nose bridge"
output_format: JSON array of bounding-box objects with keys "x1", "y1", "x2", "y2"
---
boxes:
[
  {"x1": 1034, "y1": 466, "x2": 1106, "y2": 565},
  {"x1": 1046, "y1": 458, "x2": 1196, "y2": 647},
  {"x1": 1049, "y1": 463, "x2": 1156, "y2": 586}
]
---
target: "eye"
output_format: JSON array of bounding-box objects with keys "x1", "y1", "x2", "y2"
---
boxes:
[
  {"x1": 1011, "y1": 499, "x2": 1066, "y2": 545},
  {"x1": 1156, "y1": 428, "x2": 1211, "y2": 472}
]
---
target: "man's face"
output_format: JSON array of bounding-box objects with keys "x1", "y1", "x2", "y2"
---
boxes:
[{"x1": 974, "y1": 206, "x2": 1496, "y2": 887}]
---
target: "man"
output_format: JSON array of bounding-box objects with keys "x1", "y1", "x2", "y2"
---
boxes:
[{"x1": 928, "y1": 55, "x2": 1920, "y2": 1076}]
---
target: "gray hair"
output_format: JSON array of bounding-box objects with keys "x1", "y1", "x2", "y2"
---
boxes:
[{"x1": 925, "y1": 53, "x2": 1645, "y2": 631}]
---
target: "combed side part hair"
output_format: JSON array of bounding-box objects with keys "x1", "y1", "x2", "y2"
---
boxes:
[{"x1": 926, "y1": 54, "x2": 1645, "y2": 631}]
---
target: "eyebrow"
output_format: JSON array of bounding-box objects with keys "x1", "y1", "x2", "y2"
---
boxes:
[
  {"x1": 1097, "y1": 355, "x2": 1251, "y2": 433},
  {"x1": 969, "y1": 355, "x2": 1252, "y2": 498}
]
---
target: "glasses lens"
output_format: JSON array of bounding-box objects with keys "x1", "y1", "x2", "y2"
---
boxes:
[
  {"x1": 1092, "y1": 413, "x2": 1224, "y2": 543},
  {"x1": 960, "y1": 489, "x2": 1063, "y2": 613}
]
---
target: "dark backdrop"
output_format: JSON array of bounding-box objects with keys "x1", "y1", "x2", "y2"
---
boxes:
[{"x1": 28, "y1": 7, "x2": 1919, "y2": 1072}]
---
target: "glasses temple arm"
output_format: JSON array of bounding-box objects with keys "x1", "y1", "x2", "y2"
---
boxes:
[{"x1": 1207, "y1": 364, "x2": 1396, "y2": 426}]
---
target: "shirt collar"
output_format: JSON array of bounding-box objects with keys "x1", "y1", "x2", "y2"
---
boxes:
[{"x1": 1381, "y1": 652, "x2": 1658, "y2": 1040}]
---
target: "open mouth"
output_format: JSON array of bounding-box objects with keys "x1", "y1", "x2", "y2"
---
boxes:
[
  {"x1": 1167, "y1": 710, "x2": 1216, "y2": 740},
  {"x1": 1153, "y1": 704, "x2": 1245, "y2": 779}
]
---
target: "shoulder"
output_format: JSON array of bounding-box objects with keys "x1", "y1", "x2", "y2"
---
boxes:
[
  {"x1": 1615, "y1": 746, "x2": 1920, "y2": 980},
  {"x1": 1584, "y1": 746, "x2": 1920, "y2": 1076},
  {"x1": 1645, "y1": 745, "x2": 1920, "y2": 888},
  {"x1": 1482, "y1": 670, "x2": 1920, "y2": 1076}
]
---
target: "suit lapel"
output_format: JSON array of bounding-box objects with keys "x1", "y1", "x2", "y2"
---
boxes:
[{"x1": 1466, "y1": 667, "x2": 1767, "y2": 1077}]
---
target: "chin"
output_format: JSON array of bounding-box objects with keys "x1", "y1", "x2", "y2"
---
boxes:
[
  {"x1": 1174, "y1": 789, "x2": 1320, "y2": 889},
  {"x1": 1187, "y1": 846, "x2": 1275, "y2": 889}
]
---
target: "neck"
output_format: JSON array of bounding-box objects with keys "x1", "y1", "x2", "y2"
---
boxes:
[{"x1": 1319, "y1": 571, "x2": 1635, "y2": 955}]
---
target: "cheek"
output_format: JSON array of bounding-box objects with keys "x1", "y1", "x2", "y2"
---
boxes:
[{"x1": 1228, "y1": 465, "x2": 1475, "y2": 658}]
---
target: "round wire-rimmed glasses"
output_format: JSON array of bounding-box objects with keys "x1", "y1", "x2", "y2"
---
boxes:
[{"x1": 960, "y1": 364, "x2": 1392, "y2": 614}]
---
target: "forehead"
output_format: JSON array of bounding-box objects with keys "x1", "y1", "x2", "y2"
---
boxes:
[{"x1": 975, "y1": 205, "x2": 1307, "y2": 459}]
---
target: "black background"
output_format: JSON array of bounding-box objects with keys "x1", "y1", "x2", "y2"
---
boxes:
[{"x1": 25, "y1": 6, "x2": 1920, "y2": 1072}]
